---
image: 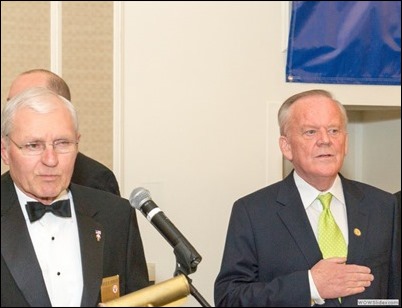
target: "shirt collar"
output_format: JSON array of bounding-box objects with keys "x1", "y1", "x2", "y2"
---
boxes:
[{"x1": 293, "y1": 171, "x2": 345, "y2": 210}]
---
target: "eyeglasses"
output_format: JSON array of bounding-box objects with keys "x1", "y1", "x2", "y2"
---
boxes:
[{"x1": 7, "y1": 135, "x2": 78, "y2": 156}]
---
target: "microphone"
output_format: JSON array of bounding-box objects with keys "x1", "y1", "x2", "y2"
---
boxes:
[{"x1": 130, "y1": 187, "x2": 202, "y2": 275}]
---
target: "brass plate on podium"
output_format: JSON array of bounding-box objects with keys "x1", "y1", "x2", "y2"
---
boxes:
[
  {"x1": 101, "y1": 275, "x2": 120, "y2": 303},
  {"x1": 99, "y1": 274, "x2": 190, "y2": 307}
]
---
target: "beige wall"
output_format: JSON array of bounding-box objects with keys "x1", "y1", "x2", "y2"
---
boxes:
[
  {"x1": 1, "y1": 2, "x2": 50, "y2": 99},
  {"x1": 1, "y1": 1, "x2": 113, "y2": 174},
  {"x1": 62, "y1": 2, "x2": 114, "y2": 166}
]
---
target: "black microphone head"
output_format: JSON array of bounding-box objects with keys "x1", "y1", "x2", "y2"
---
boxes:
[{"x1": 129, "y1": 187, "x2": 152, "y2": 210}]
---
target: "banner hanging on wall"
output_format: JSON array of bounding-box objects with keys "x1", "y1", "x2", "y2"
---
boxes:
[{"x1": 286, "y1": 1, "x2": 401, "y2": 85}]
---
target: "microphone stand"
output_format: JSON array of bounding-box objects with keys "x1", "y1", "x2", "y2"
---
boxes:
[
  {"x1": 183, "y1": 274, "x2": 211, "y2": 307},
  {"x1": 173, "y1": 242, "x2": 212, "y2": 307}
]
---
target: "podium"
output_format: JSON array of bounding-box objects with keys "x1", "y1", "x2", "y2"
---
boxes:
[{"x1": 99, "y1": 274, "x2": 190, "y2": 307}]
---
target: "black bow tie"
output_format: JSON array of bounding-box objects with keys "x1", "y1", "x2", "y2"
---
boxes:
[{"x1": 26, "y1": 199, "x2": 71, "y2": 222}]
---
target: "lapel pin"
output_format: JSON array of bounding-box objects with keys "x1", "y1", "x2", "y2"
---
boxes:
[
  {"x1": 95, "y1": 230, "x2": 102, "y2": 242},
  {"x1": 354, "y1": 228, "x2": 361, "y2": 236}
]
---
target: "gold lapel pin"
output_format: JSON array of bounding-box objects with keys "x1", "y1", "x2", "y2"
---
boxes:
[
  {"x1": 96, "y1": 230, "x2": 102, "y2": 241},
  {"x1": 354, "y1": 228, "x2": 361, "y2": 236}
]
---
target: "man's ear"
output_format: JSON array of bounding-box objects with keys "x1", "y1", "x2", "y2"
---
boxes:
[
  {"x1": 344, "y1": 132, "x2": 348, "y2": 156},
  {"x1": 279, "y1": 136, "x2": 293, "y2": 162},
  {"x1": 1, "y1": 137, "x2": 10, "y2": 165}
]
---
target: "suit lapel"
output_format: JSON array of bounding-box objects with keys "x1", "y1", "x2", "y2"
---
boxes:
[
  {"x1": 1, "y1": 173, "x2": 51, "y2": 306},
  {"x1": 71, "y1": 185, "x2": 105, "y2": 307},
  {"x1": 341, "y1": 178, "x2": 369, "y2": 264},
  {"x1": 276, "y1": 174, "x2": 323, "y2": 268}
]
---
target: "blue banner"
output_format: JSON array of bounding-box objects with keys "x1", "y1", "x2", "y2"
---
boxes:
[{"x1": 286, "y1": 1, "x2": 401, "y2": 85}]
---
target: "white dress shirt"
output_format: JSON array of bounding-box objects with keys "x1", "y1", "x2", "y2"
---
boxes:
[{"x1": 16, "y1": 185, "x2": 83, "y2": 307}]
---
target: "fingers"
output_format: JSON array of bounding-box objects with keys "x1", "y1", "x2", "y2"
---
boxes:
[
  {"x1": 311, "y1": 260, "x2": 374, "y2": 299},
  {"x1": 344, "y1": 264, "x2": 372, "y2": 274},
  {"x1": 324, "y1": 258, "x2": 373, "y2": 274},
  {"x1": 343, "y1": 286, "x2": 366, "y2": 297}
]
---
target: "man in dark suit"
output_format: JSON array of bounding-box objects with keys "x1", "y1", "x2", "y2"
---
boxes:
[
  {"x1": 7, "y1": 69, "x2": 120, "y2": 195},
  {"x1": 1, "y1": 87, "x2": 149, "y2": 306},
  {"x1": 215, "y1": 90, "x2": 400, "y2": 306}
]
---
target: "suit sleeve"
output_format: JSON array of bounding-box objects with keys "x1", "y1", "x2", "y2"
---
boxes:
[
  {"x1": 214, "y1": 200, "x2": 311, "y2": 307},
  {"x1": 388, "y1": 195, "x2": 401, "y2": 301},
  {"x1": 125, "y1": 208, "x2": 150, "y2": 292}
]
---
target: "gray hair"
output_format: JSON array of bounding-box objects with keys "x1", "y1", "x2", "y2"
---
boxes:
[
  {"x1": 277, "y1": 89, "x2": 348, "y2": 136},
  {"x1": 1, "y1": 87, "x2": 78, "y2": 138}
]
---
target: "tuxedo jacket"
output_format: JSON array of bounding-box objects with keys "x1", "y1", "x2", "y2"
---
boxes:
[
  {"x1": 1, "y1": 172, "x2": 149, "y2": 307},
  {"x1": 72, "y1": 152, "x2": 120, "y2": 196},
  {"x1": 215, "y1": 172, "x2": 401, "y2": 307},
  {"x1": 395, "y1": 191, "x2": 401, "y2": 225}
]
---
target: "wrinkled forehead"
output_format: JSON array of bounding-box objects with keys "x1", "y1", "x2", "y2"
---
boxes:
[
  {"x1": 292, "y1": 96, "x2": 343, "y2": 118},
  {"x1": 290, "y1": 96, "x2": 346, "y2": 127},
  {"x1": 293, "y1": 95, "x2": 335, "y2": 108}
]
